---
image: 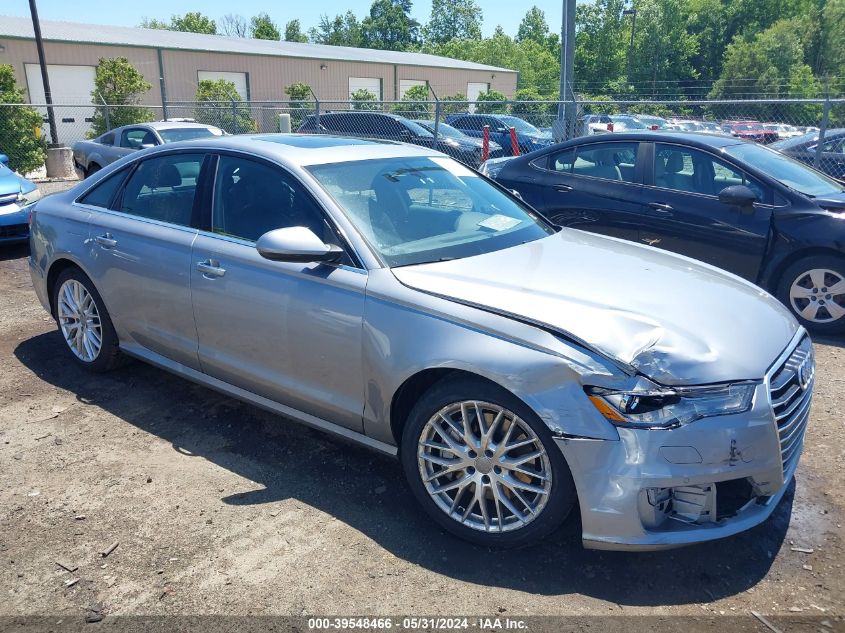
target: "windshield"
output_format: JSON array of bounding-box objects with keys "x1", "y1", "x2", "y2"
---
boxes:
[
  {"x1": 158, "y1": 127, "x2": 222, "y2": 143},
  {"x1": 307, "y1": 156, "x2": 555, "y2": 267},
  {"x1": 401, "y1": 119, "x2": 433, "y2": 137},
  {"x1": 497, "y1": 116, "x2": 540, "y2": 135},
  {"x1": 725, "y1": 143, "x2": 844, "y2": 197},
  {"x1": 611, "y1": 116, "x2": 647, "y2": 129},
  {"x1": 415, "y1": 121, "x2": 465, "y2": 140}
]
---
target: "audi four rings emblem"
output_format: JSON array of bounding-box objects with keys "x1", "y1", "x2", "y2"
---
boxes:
[{"x1": 798, "y1": 352, "x2": 814, "y2": 391}]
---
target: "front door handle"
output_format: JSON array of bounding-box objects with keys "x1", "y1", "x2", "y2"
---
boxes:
[
  {"x1": 553, "y1": 184, "x2": 573, "y2": 193},
  {"x1": 196, "y1": 259, "x2": 226, "y2": 278},
  {"x1": 94, "y1": 233, "x2": 117, "y2": 248},
  {"x1": 647, "y1": 202, "x2": 673, "y2": 213}
]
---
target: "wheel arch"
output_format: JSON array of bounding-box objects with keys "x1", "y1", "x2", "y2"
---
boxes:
[
  {"x1": 763, "y1": 247, "x2": 845, "y2": 292},
  {"x1": 389, "y1": 368, "x2": 520, "y2": 448}
]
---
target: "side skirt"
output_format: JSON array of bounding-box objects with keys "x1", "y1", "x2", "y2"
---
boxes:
[{"x1": 119, "y1": 344, "x2": 398, "y2": 457}]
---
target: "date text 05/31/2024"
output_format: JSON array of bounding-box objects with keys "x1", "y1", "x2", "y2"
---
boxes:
[{"x1": 307, "y1": 617, "x2": 528, "y2": 630}]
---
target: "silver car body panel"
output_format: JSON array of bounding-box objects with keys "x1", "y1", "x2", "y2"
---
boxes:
[{"x1": 29, "y1": 134, "x2": 811, "y2": 550}]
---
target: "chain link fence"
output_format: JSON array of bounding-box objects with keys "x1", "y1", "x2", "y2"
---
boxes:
[{"x1": 2, "y1": 97, "x2": 843, "y2": 180}]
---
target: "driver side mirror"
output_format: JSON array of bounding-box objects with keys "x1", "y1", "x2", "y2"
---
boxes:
[
  {"x1": 256, "y1": 226, "x2": 343, "y2": 264},
  {"x1": 718, "y1": 184, "x2": 757, "y2": 211}
]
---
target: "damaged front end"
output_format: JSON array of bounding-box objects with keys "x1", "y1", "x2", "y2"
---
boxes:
[{"x1": 557, "y1": 329, "x2": 814, "y2": 551}]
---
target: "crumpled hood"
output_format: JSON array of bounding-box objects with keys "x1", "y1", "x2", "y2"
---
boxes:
[
  {"x1": 0, "y1": 167, "x2": 24, "y2": 198},
  {"x1": 392, "y1": 229, "x2": 799, "y2": 385}
]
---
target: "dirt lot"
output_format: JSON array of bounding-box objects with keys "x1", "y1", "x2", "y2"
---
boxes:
[{"x1": 1, "y1": 182, "x2": 843, "y2": 629}]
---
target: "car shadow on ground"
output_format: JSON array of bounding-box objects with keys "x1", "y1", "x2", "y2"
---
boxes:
[{"x1": 15, "y1": 331, "x2": 791, "y2": 606}]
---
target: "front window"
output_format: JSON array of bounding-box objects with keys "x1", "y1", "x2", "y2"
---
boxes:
[
  {"x1": 655, "y1": 143, "x2": 765, "y2": 201},
  {"x1": 307, "y1": 156, "x2": 555, "y2": 267},
  {"x1": 724, "y1": 143, "x2": 844, "y2": 198},
  {"x1": 158, "y1": 127, "x2": 223, "y2": 143}
]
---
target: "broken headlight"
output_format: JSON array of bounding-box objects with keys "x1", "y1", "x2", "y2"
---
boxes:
[
  {"x1": 17, "y1": 188, "x2": 41, "y2": 207},
  {"x1": 585, "y1": 379, "x2": 755, "y2": 429}
]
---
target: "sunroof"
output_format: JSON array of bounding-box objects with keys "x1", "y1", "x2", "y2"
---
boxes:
[{"x1": 253, "y1": 134, "x2": 382, "y2": 148}]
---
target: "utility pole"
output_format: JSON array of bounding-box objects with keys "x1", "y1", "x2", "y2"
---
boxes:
[
  {"x1": 29, "y1": 0, "x2": 58, "y2": 146},
  {"x1": 623, "y1": 7, "x2": 637, "y2": 85},
  {"x1": 557, "y1": 0, "x2": 576, "y2": 140}
]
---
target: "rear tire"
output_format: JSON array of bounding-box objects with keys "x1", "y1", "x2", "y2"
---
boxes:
[
  {"x1": 400, "y1": 376, "x2": 576, "y2": 548},
  {"x1": 776, "y1": 255, "x2": 845, "y2": 335},
  {"x1": 52, "y1": 267, "x2": 122, "y2": 372}
]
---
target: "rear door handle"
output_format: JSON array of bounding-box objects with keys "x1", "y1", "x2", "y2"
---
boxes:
[
  {"x1": 553, "y1": 184, "x2": 573, "y2": 193},
  {"x1": 94, "y1": 233, "x2": 117, "y2": 248},
  {"x1": 196, "y1": 259, "x2": 226, "y2": 278},
  {"x1": 647, "y1": 202, "x2": 673, "y2": 213}
]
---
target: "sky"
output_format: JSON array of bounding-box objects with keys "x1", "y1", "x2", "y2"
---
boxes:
[{"x1": 5, "y1": 0, "x2": 565, "y2": 38}]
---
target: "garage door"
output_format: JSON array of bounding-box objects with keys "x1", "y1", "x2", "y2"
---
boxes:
[
  {"x1": 197, "y1": 71, "x2": 249, "y2": 100},
  {"x1": 349, "y1": 77, "x2": 382, "y2": 100},
  {"x1": 25, "y1": 64, "x2": 96, "y2": 145},
  {"x1": 467, "y1": 82, "x2": 490, "y2": 112},
  {"x1": 399, "y1": 79, "x2": 426, "y2": 99}
]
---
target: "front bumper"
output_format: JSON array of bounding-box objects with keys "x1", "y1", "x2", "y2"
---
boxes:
[
  {"x1": 559, "y1": 333, "x2": 812, "y2": 551},
  {"x1": 0, "y1": 204, "x2": 30, "y2": 243}
]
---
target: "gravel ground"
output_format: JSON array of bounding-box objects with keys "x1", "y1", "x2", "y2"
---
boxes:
[{"x1": 0, "y1": 181, "x2": 843, "y2": 630}]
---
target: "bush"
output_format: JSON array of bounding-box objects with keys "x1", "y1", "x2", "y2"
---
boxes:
[
  {"x1": 0, "y1": 65, "x2": 46, "y2": 174},
  {"x1": 284, "y1": 82, "x2": 313, "y2": 130},
  {"x1": 350, "y1": 88, "x2": 381, "y2": 111},
  {"x1": 440, "y1": 93, "x2": 468, "y2": 115},
  {"x1": 391, "y1": 84, "x2": 431, "y2": 119},
  {"x1": 194, "y1": 80, "x2": 256, "y2": 134},
  {"x1": 475, "y1": 89, "x2": 507, "y2": 114},
  {"x1": 90, "y1": 57, "x2": 154, "y2": 137}
]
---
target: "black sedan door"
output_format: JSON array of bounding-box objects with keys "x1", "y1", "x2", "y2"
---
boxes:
[
  {"x1": 636, "y1": 142, "x2": 773, "y2": 281},
  {"x1": 528, "y1": 141, "x2": 644, "y2": 241}
]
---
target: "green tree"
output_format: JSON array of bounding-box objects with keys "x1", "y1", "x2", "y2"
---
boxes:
[
  {"x1": 89, "y1": 57, "x2": 154, "y2": 137},
  {"x1": 309, "y1": 12, "x2": 363, "y2": 46},
  {"x1": 194, "y1": 79, "x2": 256, "y2": 133},
  {"x1": 141, "y1": 12, "x2": 217, "y2": 33},
  {"x1": 250, "y1": 12, "x2": 280, "y2": 40},
  {"x1": 511, "y1": 87, "x2": 553, "y2": 123},
  {"x1": 0, "y1": 65, "x2": 45, "y2": 174},
  {"x1": 392, "y1": 84, "x2": 431, "y2": 118},
  {"x1": 361, "y1": 0, "x2": 419, "y2": 50},
  {"x1": 475, "y1": 89, "x2": 507, "y2": 114},
  {"x1": 574, "y1": 0, "x2": 627, "y2": 93},
  {"x1": 423, "y1": 0, "x2": 482, "y2": 45},
  {"x1": 284, "y1": 82, "x2": 313, "y2": 128},
  {"x1": 628, "y1": 0, "x2": 699, "y2": 91},
  {"x1": 516, "y1": 6, "x2": 547, "y2": 45},
  {"x1": 440, "y1": 92, "x2": 467, "y2": 114},
  {"x1": 350, "y1": 88, "x2": 381, "y2": 110},
  {"x1": 284, "y1": 19, "x2": 308, "y2": 42}
]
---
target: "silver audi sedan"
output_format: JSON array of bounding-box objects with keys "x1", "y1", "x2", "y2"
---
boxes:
[{"x1": 29, "y1": 134, "x2": 813, "y2": 550}]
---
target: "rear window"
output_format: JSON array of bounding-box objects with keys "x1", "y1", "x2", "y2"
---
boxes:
[{"x1": 158, "y1": 127, "x2": 222, "y2": 143}]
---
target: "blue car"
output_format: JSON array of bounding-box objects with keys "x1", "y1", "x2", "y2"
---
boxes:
[
  {"x1": 444, "y1": 114, "x2": 553, "y2": 156},
  {"x1": 0, "y1": 153, "x2": 40, "y2": 244}
]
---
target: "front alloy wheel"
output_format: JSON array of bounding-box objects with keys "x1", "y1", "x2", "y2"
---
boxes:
[
  {"x1": 418, "y1": 401, "x2": 552, "y2": 533},
  {"x1": 401, "y1": 377, "x2": 576, "y2": 547},
  {"x1": 788, "y1": 268, "x2": 845, "y2": 325}
]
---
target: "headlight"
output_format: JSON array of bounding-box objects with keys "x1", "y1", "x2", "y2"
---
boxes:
[
  {"x1": 17, "y1": 188, "x2": 41, "y2": 206},
  {"x1": 585, "y1": 378, "x2": 756, "y2": 429}
]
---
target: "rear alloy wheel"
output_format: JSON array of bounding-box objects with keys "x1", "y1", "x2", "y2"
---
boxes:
[
  {"x1": 52, "y1": 268, "x2": 123, "y2": 372},
  {"x1": 401, "y1": 377, "x2": 575, "y2": 548},
  {"x1": 778, "y1": 255, "x2": 845, "y2": 334}
]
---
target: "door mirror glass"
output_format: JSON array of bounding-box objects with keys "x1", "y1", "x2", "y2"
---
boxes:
[
  {"x1": 718, "y1": 184, "x2": 757, "y2": 208},
  {"x1": 0, "y1": 154, "x2": 8, "y2": 165},
  {"x1": 256, "y1": 226, "x2": 343, "y2": 263}
]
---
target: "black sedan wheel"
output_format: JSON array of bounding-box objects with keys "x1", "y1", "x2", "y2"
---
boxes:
[{"x1": 777, "y1": 255, "x2": 845, "y2": 334}]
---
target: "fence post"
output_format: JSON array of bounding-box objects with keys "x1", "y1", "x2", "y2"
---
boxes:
[
  {"x1": 307, "y1": 86, "x2": 320, "y2": 131},
  {"x1": 433, "y1": 99, "x2": 441, "y2": 146},
  {"x1": 98, "y1": 93, "x2": 110, "y2": 132},
  {"x1": 814, "y1": 93, "x2": 831, "y2": 170},
  {"x1": 231, "y1": 98, "x2": 238, "y2": 134}
]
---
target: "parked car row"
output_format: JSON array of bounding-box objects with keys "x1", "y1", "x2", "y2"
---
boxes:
[{"x1": 772, "y1": 129, "x2": 845, "y2": 183}]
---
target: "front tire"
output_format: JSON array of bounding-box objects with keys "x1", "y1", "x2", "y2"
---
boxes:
[
  {"x1": 776, "y1": 255, "x2": 845, "y2": 335},
  {"x1": 400, "y1": 376, "x2": 576, "y2": 548},
  {"x1": 52, "y1": 267, "x2": 122, "y2": 372}
]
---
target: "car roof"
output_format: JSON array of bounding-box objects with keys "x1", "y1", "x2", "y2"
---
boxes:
[
  {"x1": 143, "y1": 133, "x2": 441, "y2": 166},
  {"x1": 107, "y1": 121, "x2": 221, "y2": 133},
  {"x1": 566, "y1": 131, "x2": 745, "y2": 149}
]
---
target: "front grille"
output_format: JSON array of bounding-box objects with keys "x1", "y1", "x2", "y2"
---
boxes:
[
  {"x1": 768, "y1": 335, "x2": 814, "y2": 475},
  {"x1": 0, "y1": 192, "x2": 18, "y2": 206}
]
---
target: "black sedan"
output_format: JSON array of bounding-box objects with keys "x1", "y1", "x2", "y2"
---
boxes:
[
  {"x1": 772, "y1": 129, "x2": 845, "y2": 183},
  {"x1": 482, "y1": 132, "x2": 845, "y2": 334}
]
